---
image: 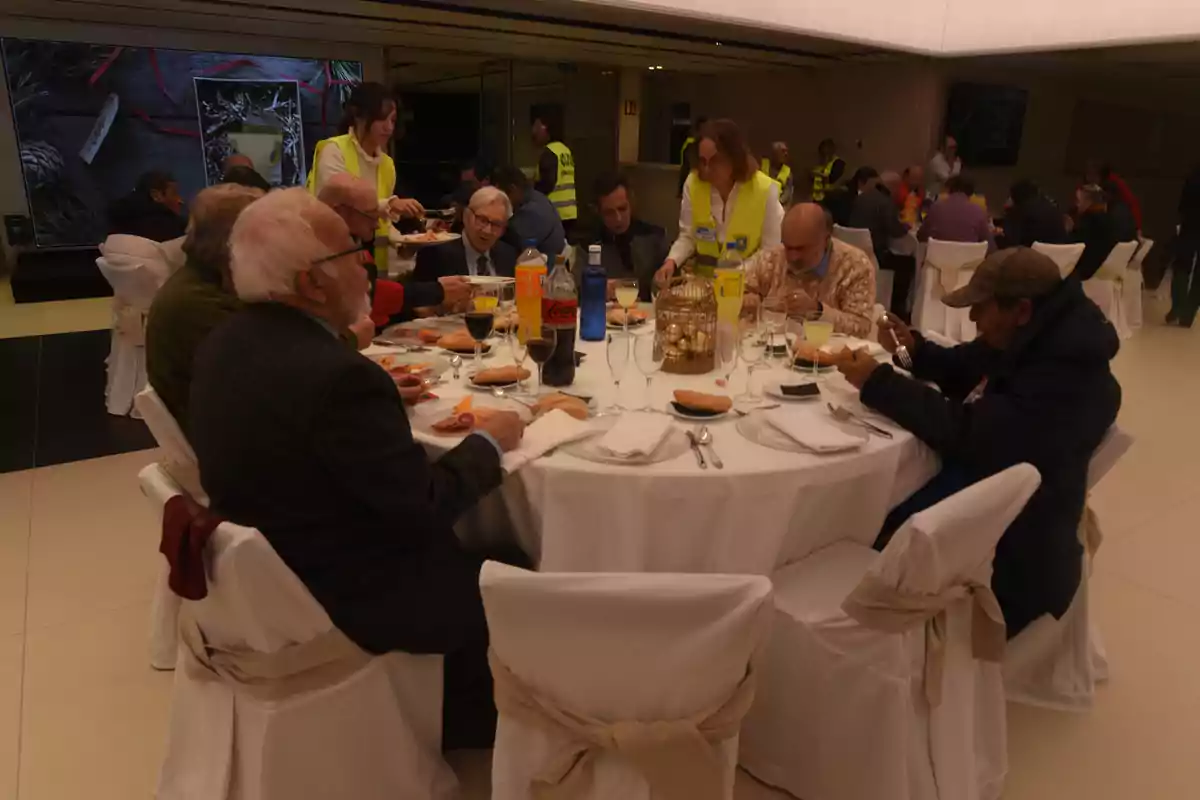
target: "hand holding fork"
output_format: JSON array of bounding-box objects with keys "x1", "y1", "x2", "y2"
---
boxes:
[{"x1": 878, "y1": 313, "x2": 914, "y2": 370}]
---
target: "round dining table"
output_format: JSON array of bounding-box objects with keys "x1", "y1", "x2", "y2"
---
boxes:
[{"x1": 374, "y1": 318, "x2": 939, "y2": 576}]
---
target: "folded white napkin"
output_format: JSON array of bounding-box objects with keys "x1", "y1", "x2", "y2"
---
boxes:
[
  {"x1": 762, "y1": 407, "x2": 865, "y2": 453},
  {"x1": 502, "y1": 409, "x2": 594, "y2": 473},
  {"x1": 598, "y1": 411, "x2": 674, "y2": 459},
  {"x1": 834, "y1": 337, "x2": 886, "y2": 357}
]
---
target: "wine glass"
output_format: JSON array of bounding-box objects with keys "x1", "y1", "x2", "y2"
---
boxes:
[
  {"x1": 714, "y1": 320, "x2": 739, "y2": 388},
  {"x1": 526, "y1": 326, "x2": 558, "y2": 395},
  {"x1": 464, "y1": 299, "x2": 495, "y2": 374},
  {"x1": 605, "y1": 333, "x2": 630, "y2": 411},
  {"x1": 633, "y1": 331, "x2": 666, "y2": 410},
  {"x1": 614, "y1": 278, "x2": 640, "y2": 335},
  {"x1": 802, "y1": 311, "x2": 835, "y2": 381},
  {"x1": 737, "y1": 309, "x2": 767, "y2": 403},
  {"x1": 762, "y1": 295, "x2": 789, "y2": 369},
  {"x1": 508, "y1": 328, "x2": 529, "y2": 390}
]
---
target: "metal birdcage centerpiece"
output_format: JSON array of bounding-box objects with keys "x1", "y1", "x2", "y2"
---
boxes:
[{"x1": 656, "y1": 274, "x2": 717, "y2": 374}]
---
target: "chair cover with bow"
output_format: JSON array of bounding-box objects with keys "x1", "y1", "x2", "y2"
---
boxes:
[
  {"x1": 1124, "y1": 238, "x2": 1153, "y2": 330},
  {"x1": 740, "y1": 464, "x2": 1041, "y2": 800},
  {"x1": 1004, "y1": 426, "x2": 1133, "y2": 711},
  {"x1": 1082, "y1": 240, "x2": 1138, "y2": 340},
  {"x1": 1031, "y1": 242, "x2": 1086, "y2": 279},
  {"x1": 911, "y1": 239, "x2": 989, "y2": 343},
  {"x1": 139, "y1": 464, "x2": 455, "y2": 800},
  {"x1": 480, "y1": 561, "x2": 772, "y2": 800}
]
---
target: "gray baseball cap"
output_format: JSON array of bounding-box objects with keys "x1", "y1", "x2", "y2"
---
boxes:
[{"x1": 943, "y1": 247, "x2": 1063, "y2": 308}]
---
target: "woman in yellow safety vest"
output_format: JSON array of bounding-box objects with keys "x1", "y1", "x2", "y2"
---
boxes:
[
  {"x1": 656, "y1": 118, "x2": 784, "y2": 285},
  {"x1": 307, "y1": 82, "x2": 424, "y2": 271}
]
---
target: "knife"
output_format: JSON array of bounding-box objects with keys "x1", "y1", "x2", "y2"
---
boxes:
[{"x1": 685, "y1": 430, "x2": 708, "y2": 469}]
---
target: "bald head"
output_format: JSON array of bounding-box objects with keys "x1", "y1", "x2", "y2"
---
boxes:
[
  {"x1": 880, "y1": 170, "x2": 902, "y2": 196},
  {"x1": 318, "y1": 173, "x2": 380, "y2": 241},
  {"x1": 223, "y1": 153, "x2": 255, "y2": 172},
  {"x1": 781, "y1": 202, "x2": 832, "y2": 273}
]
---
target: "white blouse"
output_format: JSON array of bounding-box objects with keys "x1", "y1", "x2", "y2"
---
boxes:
[
  {"x1": 313, "y1": 130, "x2": 397, "y2": 215},
  {"x1": 667, "y1": 172, "x2": 784, "y2": 265}
]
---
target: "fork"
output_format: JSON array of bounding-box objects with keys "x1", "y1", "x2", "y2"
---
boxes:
[{"x1": 881, "y1": 312, "x2": 914, "y2": 370}]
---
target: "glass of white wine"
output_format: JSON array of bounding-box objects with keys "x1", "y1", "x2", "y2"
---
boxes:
[{"x1": 614, "y1": 278, "x2": 640, "y2": 335}]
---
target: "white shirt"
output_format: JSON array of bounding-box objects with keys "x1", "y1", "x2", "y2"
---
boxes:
[
  {"x1": 667, "y1": 172, "x2": 784, "y2": 265},
  {"x1": 313, "y1": 129, "x2": 397, "y2": 216},
  {"x1": 926, "y1": 152, "x2": 962, "y2": 197},
  {"x1": 463, "y1": 236, "x2": 497, "y2": 277}
]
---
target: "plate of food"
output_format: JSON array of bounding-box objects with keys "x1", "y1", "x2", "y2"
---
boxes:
[
  {"x1": 466, "y1": 275, "x2": 516, "y2": 288},
  {"x1": 530, "y1": 392, "x2": 592, "y2": 421},
  {"x1": 417, "y1": 395, "x2": 531, "y2": 438},
  {"x1": 668, "y1": 390, "x2": 734, "y2": 421},
  {"x1": 791, "y1": 341, "x2": 839, "y2": 373},
  {"x1": 391, "y1": 231, "x2": 461, "y2": 247},
  {"x1": 606, "y1": 306, "x2": 650, "y2": 329},
  {"x1": 367, "y1": 352, "x2": 450, "y2": 380},
  {"x1": 764, "y1": 380, "x2": 822, "y2": 402},
  {"x1": 467, "y1": 365, "x2": 531, "y2": 391},
  {"x1": 436, "y1": 329, "x2": 493, "y2": 356}
]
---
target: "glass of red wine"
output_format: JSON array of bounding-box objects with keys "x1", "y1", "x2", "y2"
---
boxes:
[
  {"x1": 525, "y1": 327, "x2": 558, "y2": 395},
  {"x1": 464, "y1": 307, "x2": 495, "y2": 373}
]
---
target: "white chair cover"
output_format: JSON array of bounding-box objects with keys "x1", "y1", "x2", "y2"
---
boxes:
[
  {"x1": 1005, "y1": 426, "x2": 1133, "y2": 711},
  {"x1": 1124, "y1": 239, "x2": 1153, "y2": 330},
  {"x1": 1031, "y1": 242, "x2": 1086, "y2": 279},
  {"x1": 740, "y1": 464, "x2": 1042, "y2": 800},
  {"x1": 911, "y1": 239, "x2": 989, "y2": 343},
  {"x1": 135, "y1": 387, "x2": 206, "y2": 671},
  {"x1": 834, "y1": 225, "x2": 892, "y2": 307},
  {"x1": 481, "y1": 562, "x2": 772, "y2": 800},
  {"x1": 96, "y1": 234, "x2": 180, "y2": 416},
  {"x1": 1082, "y1": 240, "x2": 1138, "y2": 340},
  {"x1": 140, "y1": 464, "x2": 455, "y2": 800}
]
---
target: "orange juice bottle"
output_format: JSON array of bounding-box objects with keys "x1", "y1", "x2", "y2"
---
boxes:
[{"x1": 515, "y1": 239, "x2": 547, "y2": 343}]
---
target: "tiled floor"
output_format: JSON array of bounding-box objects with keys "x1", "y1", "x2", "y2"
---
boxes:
[{"x1": 1, "y1": 298, "x2": 1196, "y2": 799}]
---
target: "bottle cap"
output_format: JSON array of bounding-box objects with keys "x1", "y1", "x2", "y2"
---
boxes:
[{"x1": 588, "y1": 244, "x2": 601, "y2": 253}]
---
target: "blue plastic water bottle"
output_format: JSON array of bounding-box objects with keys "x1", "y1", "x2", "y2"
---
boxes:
[{"x1": 579, "y1": 244, "x2": 607, "y2": 342}]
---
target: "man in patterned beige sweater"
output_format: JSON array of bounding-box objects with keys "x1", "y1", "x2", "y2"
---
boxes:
[{"x1": 742, "y1": 202, "x2": 876, "y2": 337}]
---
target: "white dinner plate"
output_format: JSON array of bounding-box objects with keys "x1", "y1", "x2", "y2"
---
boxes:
[
  {"x1": 438, "y1": 345, "x2": 494, "y2": 359},
  {"x1": 606, "y1": 317, "x2": 649, "y2": 330},
  {"x1": 667, "y1": 402, "x2": 732, "y2": 422},
  {"x1": 764, "y1": 380, "x2": 822, "y2": 402},
  {"x1": 465, "y1": 377, "x2": 523, "y2": 393},
  {"x1": 390, "y1": 231, "x2": 461, "y2": 247},
  {"x1": 409, "y1": 396, "x2": 533, "y2": 437},
  {"x1": 735, "y1": 412, "x2": 867, "y2": 455},
  {"x1": 366, "y1": 352, "x2": 451, "y2": 379},
  {"x1": 465, "y1": 275, "x2": 516, "y2": 288},
  {"x1": 560, "y1": 415, "x2": 691, "y2": 465}
]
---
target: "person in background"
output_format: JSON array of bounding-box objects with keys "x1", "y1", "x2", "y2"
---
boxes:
[
  {"x1": 492, "y1": 165, "x2": 566, "y2": 261},
  {"x1": 677, "y1": 116, "x2": 708, "y2": 197},
  {"x1": 821, "y1": 164, "x2": 865, "y2": 229},
  {"x1": 810, "y1": 138, "x2": 846, "y2": 203},
  {"x1": 460, "y1": 158, "x2": 492, "y2": 189},
  {"x1": 308, "y1": 82, "x2": 425, "y2": 272},
  {"x1": 1103, "y1": 181, "x2": 1139, "y2": 244},
  {"x1": 1085, "y1": 161, "x2": 1142, "y2": 233},
  {"x1": 742, "y1": 203, "x2": 876, "y2": 337},
  {"x1": 877, "y1": 170, "x2": 920, "y2": 319},
  {"x1": 221, "y1": 164, "x2": 271, "y2": 192},
  {"x1": 895, "y1": 165, "x2": 926, "y2": 227},
  {"x1": 1170, "y1": 164, "x2": 1200, "y2": 327},
  {"x1": 188, "y1": 188, "x2": 525, "y2": 751},
  {"x1": 762, "y1": 141, "x2": 795, "y2": 207},
  {"x1": 412, "y1": 187, "x2": 518, "y2": 309},
  {"x1": 590, "y1": 172, "x2": 669, "y2": 301},
  {"x1": 926, "y1": 135, "x2": 963, "y2": 198},
  {"x1": 108, "y1": 170, "x2": 187, "y2": 242},
  {"x1": 1000, "y1": 180, "x2": 1066, "y2": 249},
  {"x1": 835, "y1": 248, "x2": 1120, "y2": 638},
  {"x1": 848, "y1": 167, "x2": 908, "y2": 266},
  {"x1": 919, "y1": 174, "x2": 995, "y2": 251},
  {"x1": 1068, "y1": 184, "x2": 1120, "y2": 281},
  {"x1": 531, "y1": 111, "x2": 577, "y2": 237},
  {"x1": 655, "y1": 119, "x2": 784, "y2": 287}
]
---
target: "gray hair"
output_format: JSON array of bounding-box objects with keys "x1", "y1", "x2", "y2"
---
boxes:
[
  {"x1": 183, "y1": 183, "x2": 264, "y2": 282},
  {"x1": 228, "y1": 187, "x2": 343, "y2": 302},
  {"x1": 469, "y1": 186, "x2": 512, "y2": 219}
]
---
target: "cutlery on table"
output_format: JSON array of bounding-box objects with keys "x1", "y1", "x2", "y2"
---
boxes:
[
  {"x1": 827, "y1": 403, "x2": 894, "y2": 439},
  {"x1": 685, "y1": 430, "x2": 708, "y2": 469},
  {"x1": 881, "y1": 312, "x2": 913, "y2": 370},
  {"x1": 490, "y1": 386, "x2": 539, "y2": 410},
  {"x1": 734, "y1": 404, "x2": 781, "y2": 417},
  {"x1": 449, "y1": 354, "x2": 463, "y2": 380},
  {"x1": 696, "y1": 426, "x2": 724, "y2": 469}
]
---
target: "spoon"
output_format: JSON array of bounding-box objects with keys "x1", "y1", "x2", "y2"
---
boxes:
[
  {"x1": 695, "y1": 426, "x2": 724, "y2": 469},
  {"x1": 490, "y1": 386, "x2": 538, "y2": 410},
  {"x1": 449, "y1": 354, "x2": 463, "y2": 380},
  {"x1": 827, "y1": 403, "x2": 893, "y2": 439},
  {"x1": 734, "y1": 404, "x2": 781, "y2": 417}
]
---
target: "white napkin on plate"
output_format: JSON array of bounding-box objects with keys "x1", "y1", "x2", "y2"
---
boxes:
[
  {"x1": 762, "y1": 407, "x2": 865, "y2": 453},
  {"x1": 502, "y1": 409, "x2": 594, "y2": 473},
  {"x1": 830, "y1": 337, "x2": 886, "y2": 357},
  {"x1": 598, "y1": 411, "x2": 673, "y2": 459}
]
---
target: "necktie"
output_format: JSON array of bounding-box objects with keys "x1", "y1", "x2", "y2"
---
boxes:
[{"x1": 477, "y1": 255, "x2": 492, "y2": 277}]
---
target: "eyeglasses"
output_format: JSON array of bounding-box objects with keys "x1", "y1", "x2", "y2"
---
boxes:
[
  {"x1": 311, "y1": 245, "x2": 366, "y2": 266},
  {"x1": 468, "y1": 209, "x2": 507, "y2": 234}
]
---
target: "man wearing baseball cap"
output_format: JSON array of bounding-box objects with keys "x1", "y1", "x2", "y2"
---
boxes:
[{"x1": 837, "y1": 248, "x2": 1121, "y2": 638}]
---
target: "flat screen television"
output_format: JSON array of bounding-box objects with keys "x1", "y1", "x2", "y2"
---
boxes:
[{"x1": 943, "y1": 82, "x2": 1029, "y2": 168}]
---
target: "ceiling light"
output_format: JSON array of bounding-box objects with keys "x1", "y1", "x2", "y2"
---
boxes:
[{"x1": 715, "y1": 41, "x2": 723, "y2": 46}]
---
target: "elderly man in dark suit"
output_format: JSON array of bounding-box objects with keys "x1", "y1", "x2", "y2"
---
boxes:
[
  {"x1": 188, "y1": 187, "x2": 526, "y2": 749},
  {"x1": 412, "y1": 186, "x2": 518, "y2": 298}
]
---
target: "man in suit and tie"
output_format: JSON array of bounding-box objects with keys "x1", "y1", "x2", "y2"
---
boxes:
[
  {"x1": 188, "y1": 188, "x2": 526, "y2": 749},
  {"x1": 412, "y1": 187, "x2": 518, "y2": 312}
]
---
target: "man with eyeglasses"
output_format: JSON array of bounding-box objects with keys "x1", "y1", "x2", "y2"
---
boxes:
[{"x1": 412, "y1": 186, "x2": 518, "y2": 311}]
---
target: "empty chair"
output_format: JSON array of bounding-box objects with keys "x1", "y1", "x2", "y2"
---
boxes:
[
  {"x1": 1082, "y1": 240, "x2": 1138, "y2": 339},
  {"x1": 1124, "y1": 238, "x2": 1154, "y2": 330},
  {"x1": 140, "y1": 464, "x2": 455, "y2": 800},
  {"x1": 481, "y1": 561, "x2": 772, "y2": 800},
  {"x1": 740, "y1": 464, "x2": 1042, "y2": 800},
  {"x1": 834, "y1": 224, "x2": 891, "y2": 307},
  {"x1": 1005, "y1": 426, "x2": 1134, "y2": 711},
  {"x1": 1032, "y1": 242, "x2": 1086, "y2": 278},
  {"x1": 911, "y1": 239, "x2": 989, "y2": 342}
]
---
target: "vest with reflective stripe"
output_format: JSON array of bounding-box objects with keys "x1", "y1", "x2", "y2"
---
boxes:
[
  {"x1": 307, "y1": 134, "x2": 397, "y2": 270},
  {"x1": 811, "y1": 157, "x2": 837, "y2": 202},
  {"x1": 761, "y1": 159, "x2": 792, "y2": 189},
  {"x1": 542, "y1": 141, "x2": 577, "y2": 222},
  {"x1": 691, "y1": 171, "x2": 773, "y2": 271}
]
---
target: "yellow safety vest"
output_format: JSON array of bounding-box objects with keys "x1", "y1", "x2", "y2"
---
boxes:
[
  {"x1": 307, "y1": 134, "x2": 397, "y2": 271},
  {"x1": 690, "y1": 171, "x2": 774, "y2": 272},
  {"x1": 811, "y1": 157, "x2": 838, "y2": 202},
  {"x1": 680, "y1": 136, "x2": 696, "y2": 165},
  {"x1": 541, "y1": 141, "x2": 577, "y2": 222},
  {"x1": 761, "y1": 158, "x2": 792, "y2": 189}
]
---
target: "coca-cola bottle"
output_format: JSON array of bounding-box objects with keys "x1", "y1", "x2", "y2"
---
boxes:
[{"x1": 541, "y1": 254, "x2": 578, "y2": 386}]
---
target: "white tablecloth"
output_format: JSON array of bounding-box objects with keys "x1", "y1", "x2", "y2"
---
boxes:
[{"x1": 375, "y1": 328, "x2": 940, "y2": 575}]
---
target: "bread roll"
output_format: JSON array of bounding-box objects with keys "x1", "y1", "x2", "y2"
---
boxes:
[
  {"x1": 471, "y1": 366, "x2": 531, "y2": 386},
  {"x1": 672, "y1": 390, "x2": 733, "y2": 413},
  {"x1": 533, "y1": 392, "x2": 590, "y2": 420},
  {"x1": 437, "y1": 329, "x2": 480, "y2": 352}
]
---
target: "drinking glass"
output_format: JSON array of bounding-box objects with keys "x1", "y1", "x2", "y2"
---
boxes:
[
  {"x1": 464, "y1": 304, "x2": 495, "y2": 373},
  {"x1": 737, "y1": 309, "x2": 767, "y2": 403},
  {"x1": 508, "y1": 329, "x2": 529, "y2": 390},
  {"x1": 526, "y1": 326, "x2": 558, "y2": 395},
  {"x1": 605, "y1": 333, "x2": 630, "y2": 411},
  {"x1": 762, "y1": 296, "x2": 789, "y2": 369},
  {"x1": 802, "y1": 311, "x2": 835, "y2": 381},
  {"x1": 614, "y1": 278, "x2": 640, "y2": 335},
  {"x1": 498, "y1": 282, "x2": 516, "y2": 314},
  {"x1": 633, "y1": 331, "x2": 666, "y2": 410},
  {"x1": 714, "y1": 320, "x2": 739, "y2": 388}
]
